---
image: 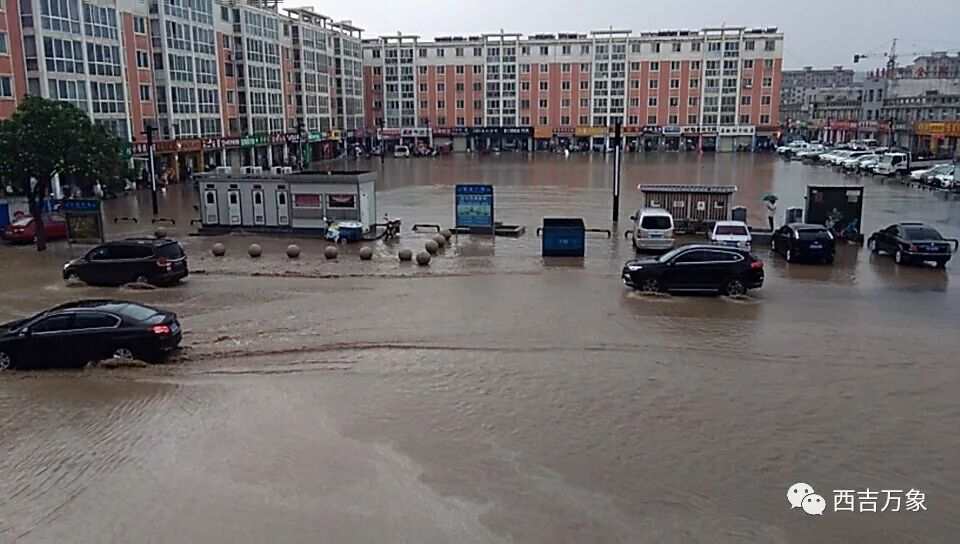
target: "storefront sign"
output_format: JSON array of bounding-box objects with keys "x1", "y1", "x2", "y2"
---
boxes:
[
  {"x1": 914, "y1": 121, "x2": 960, "y2": 137},
  {"x1": 575, "y1": 126, "x2": 606, "y2": 136},
  {"x1": 641, "y1": 125, "x2": 661, "y2": 135},
  {"x1": 327, "y1": 130, "x2": 342, "y2": 141},
  {"x1": 201, "y1": 138, "x2": 222, "y2": 150},
  {"x1": 241, "y1": 134, "x2": 270, "y2": 147},
  {"x1": 502, "y1": 127, "x2": 532, "y2": 136},
  {"x1": 379, "y1": 128, "x2": 400, "y2": 139},
  {"x1": 308, "y1": 131, "x2": 324, "y2": 142},
  {"x1": 455, "y1": 184, "x2": 494, "y2": 231},
  {"x1": 534, "y1": 126, "x2": 553, "y2": 139},
  {"x1": 270, "y1": 133, "x2": 287, "y2": 144},
  {"x1": 662, "y1": 125, "x2": 682, "y2": 135},
  {"x1": 717, "y1": 125, "x2": 756, "y2": 136},
  {"x1": 222, "y1": 137, "x2": 241, "y2": 148},
  {"x1": 400, "y1": 127, "x2": 430, "y2": 138},
  {"x1": 621, "y1": 126, "x2": 643, "y2": 134},
  {"x1": 553, "y1": 127, "x2": 575, "y2": 135}
]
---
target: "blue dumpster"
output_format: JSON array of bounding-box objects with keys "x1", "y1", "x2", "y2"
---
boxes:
[{"x1": 541, "y1": 217, "x2": 586, "y2": 257}]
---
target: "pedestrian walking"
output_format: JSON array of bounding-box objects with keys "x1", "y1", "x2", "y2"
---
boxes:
[{"x1": 765, "y1": 198, "x2": 778, "y2": 230}]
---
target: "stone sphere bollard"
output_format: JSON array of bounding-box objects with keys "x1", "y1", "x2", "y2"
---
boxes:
[
  {"x1": 324, "y1": 246, "x2": 338, "y2": 260},
  {"x1": 425, "y1": 240, "x2": 440, "y2": 254},
  {"x1": 248, "y1": 243, "x2": 262, "y2": 258},
  {"x1": 440, "y1": 228, "x2": 453, "y2": 240},
  {"x1": 416, "y1": 251, "x2": 432, "y2": 266},
  {"x1": 398, "y1": 248, "x2": 413, "y2": 261},
  {"x1": 286, "y1": 244, "x2": 300, "y2": 259},
  {"x1": 212, "y1": 243, "x2": 226, "y2": 257},
  {"x1": 432, "y1": 233, "x2": 447, "y2": 247},
  {"x1": 154, "y1": 226, "x2": 167, "y2": 239},
  {"x1": 359, "y1": 246, "x2": 373, "y2": 260}
]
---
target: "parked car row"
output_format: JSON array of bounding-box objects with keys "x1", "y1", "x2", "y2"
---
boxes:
[{"x1": 783, "y1": 140, "x2": 956, "y2": 188}]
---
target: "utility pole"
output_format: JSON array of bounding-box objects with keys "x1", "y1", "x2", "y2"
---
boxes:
[
  {"x1": 612, "y1": 120, "x2": 622, "y2": 222},
  {"x1": 143, "y1": 124, "x2": 158, "y2": 216}
]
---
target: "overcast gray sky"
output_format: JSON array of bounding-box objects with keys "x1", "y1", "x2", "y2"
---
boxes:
[{"x1": 311, "y1": 0, "x2": 960, "y2": 71}]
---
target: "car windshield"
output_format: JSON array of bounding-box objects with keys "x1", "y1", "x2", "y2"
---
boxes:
[
  {"x1": 156, "y1": 243, "x2": 184, "y2": 259},
  {"x1": 10, "y1": 216, "x2": 33, "y2": 227},
  {"x1": 640, "y1": 216, "x2": 671, "y2": 230},
  {"x1": 932, "y1": 165, "x2": 953, "y2": 175},
  {"x1": 798, "y1": 228, "x2": 829, "y2": 240},
  {"x1": 715, "y1": 225, "x2": 748, "y2": 236},
  {"x1": 902, "y1": 227, "x2": 943, "y2": 241},
  {"x1": 658, "y1": 246, "x2": 687, "y2": 262},
  {"x1": 117, "y1": 303, "x2": 159, "y2": 321}
]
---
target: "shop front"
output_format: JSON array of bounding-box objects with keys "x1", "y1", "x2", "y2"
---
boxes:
[
  {"x1": 716, "y1": 125, "x2": 756, "y2": 152},
  {"x1": 400, "y1": 127, "x2": 432, "y2": 150},
  {"x1": 574, "y1": 126, "x2": 606, "y2": 151},
  {"x1": 533, "y1": 126, "x2": 553, "y2": 151},
  {"x1": 641, "y1": 125, "x2": 661, "y2": 151},
  {"x1": 662, "y1": 125, "x2": 683, "y2": 151},
  {"x1": 470, "y1": 126, "x2": 532, "y2": 152},
  {"x1": 913, "y1": 121, "x2": 960, "y2": 158}
]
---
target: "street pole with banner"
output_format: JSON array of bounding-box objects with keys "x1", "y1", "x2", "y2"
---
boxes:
[
  {"x1": 612, "y1": 120, "x2": 622, "y2": 223},
  {"x1": 143, "y1": 124, "x2": 158, "y2": 216},
  {"x1": 297, "y1": 122, "x2": 305, "y2": 170}
]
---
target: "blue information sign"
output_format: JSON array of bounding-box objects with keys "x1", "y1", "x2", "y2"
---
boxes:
[
  {"x1": 61, "y1": 199, "x2": 102, "y2": 213},
  {"x1": 455, "y1": 184, "x2": 494, "y2": 230}
]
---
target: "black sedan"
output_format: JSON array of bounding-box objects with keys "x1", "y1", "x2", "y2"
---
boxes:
[
  {"x1": 622, "y1": 244, "x2": 764, "y2": 296},
  {"x1": 0, "y1": 300, "x2": 182, "y2": 371},
  {"x1": 770, "y1": 223, "x2": 836, "y2": 264},
  {"x1": 868, "y1": 222, "x2": 957, "y2": 267}
]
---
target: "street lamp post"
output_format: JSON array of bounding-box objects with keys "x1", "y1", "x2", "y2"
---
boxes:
[
  {"x1": 142, "y1": 124, "x2": 158, "y2": 216},
  {"x1": 612, "y1": 120, "x2": 622, "y2": 223},
  {"x1": 377, "y1": 118, "x2": 384, "y2": 165}
]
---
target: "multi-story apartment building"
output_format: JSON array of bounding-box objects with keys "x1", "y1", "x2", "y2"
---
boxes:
[
  {"x1": 363, "y1": 26, "x2": 783, "y2": 152},
  {"x1": 0, "y1": 0, "x2": 365, "y2": 179},
  {"x1": 780, "y1": 65, "x2": 855, "y2": 106}
]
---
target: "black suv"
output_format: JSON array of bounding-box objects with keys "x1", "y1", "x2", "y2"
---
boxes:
[
  {"x1": 770, "y1": 223, "x2": 836, "y2": 264},
  {"x1": 63, "y1": 238, "x2": 188, "y2": 286},
  {"x1": 622, "y1": 244, "x2": 764, "y2": 296}
]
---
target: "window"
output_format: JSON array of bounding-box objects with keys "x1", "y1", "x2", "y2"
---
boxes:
[
  {"x1": 83, "y1": 3, "x2": 118, "y2": 40},
  {"x1": 743, "y1": 77, "x2": 752, "y2": 88},
  {"x1": 741, "y1": 96, "x2": 751, "y2": 106},
  {"x1": 75, "y1": 313, "x2": 120, "y2": 330},
  {"x1": 0, "y1": 32, "x2": 7, "y2": 55},
  {"x1": 670, "y1": 61, "x2": 680, "y2": 71},
  {"x1": 437, "y1": 83, "x2": 445, "y2": 92},
  {"x1": 536, "y1": 98, "x2": 546, "y2": 108},
  {"x1": 579, "y1": 98, "x2": 588, "y2": 108},
  {"x1": 136, "y1": 50, "x2": 149, "y2": 69},
  {"x1": 418, "y1": 66, "x2": 427, "y2": 75},
  {"x1": 669, "y1": 97, "x2": 678, "y2": 107},
  {"x1": 647, "y1": 115, "x2": 657, "y2": 124},
  {"x1": 420, "y1": 100, "x2": 428, "y2": 109},
  {"x1": 760, "y1": 114, "x2": 770, "y2": 124},
  {"x1": 668, "y1": 114, "x2": 678, "y2": 124},
  {"x1": 580, "y1": 44, "x2": 590, "y2": 54},
  {"x1": 371, "y1": 49, "x2": 380, "y2": 58},
  {"x1": 562, "y1": 80, "x2": 570, "y2": 90},
  {"x1": 648, "y1": 97, "x2": 657, "y2": 107},
  {"x1": 539, "y1": 81, "x2": 548, "y2": 91},
  {"x1": 651, "y1": 42, "x2": 661, "y2": 53},
  {"x1": 539, "y1": 46, "x2": 549, "y2": 55},
  {"x1": 473, "y1": 99, "x2": 482, "y2": 109},
  {"x1": 418, "y1": 48, "x2": 427, "y2": 58},
  {"x1": 539, "y1": 63, "x2": 548, "y2": 73},
  {"x1": 761, "y1": 95, "x2": 772, "y2": 106},
  {"x1": 687, "y1": 114, "x2": 698, "y2": 124},
  {"x1": 373, "y1": 67, "x2": 381, "y2": 75},
  {"x1": 139, "y1": 84, "x2": 150, "y2": 101},
  {"x1": 474, "y1": 116, "x2": 483, "y2": 125},
  {"x1": 580, "y1": 62, "x2": 590, "y2": 72},
  {"x1": 764, "y1": 40, "x2": 775, "y2": 51},
  {"x1": 691, "y1": 42, "x2": 701, "y2": 52},
  {"x1": 0, "y1": 76, "x2": 12, "y2": 98},
  {"x1": 327, "y1": 194, "x2": 356, "y2": 209},
  {"x1": 744, "y1": 40, "x2": 755, "y2": 51},
  {"x1": 436, "y1": 48, "x2": 445, "y2": 57},
  {"x1": 436, "y1": 65, "x2": 445, "y2": 75},
  {"x1": 629, "y1": 98, "x2": 639, "y2": 107},
  {"x1": 437, "y1": 100, "x2": 445, "y2": 109},
  {"x1": 580, "y1": 80, "x2": 589, "y2": 90},
  {"x1": 689, "y1": 78, "x2": 699, "y2": 89},
  {"x1": 86, "y1": 44, "x2": 122, "y2": 77},
  {"x1": 670, "y1": 79, "x2": 679, "y2": 89},
  {"x1": 456, "y1": 117, "x2": 465, "y2": 126},
  {"x1": 456, "y1": 65, "x2": 464, "y2": 74},
  {"x1": 456, "y1": 82, "x2": 464, "y2": 91},
  {"x1": 630, "y1": 80, "x2": 639, "y2": 89},
  {"x1": 561, "y1": 45, "x2": 571, "y2": 55},
  {"x1": 473, "y1": 65, "x2": 483, "y2": 74},
  {"x1": 419, "y1": 83, "x2": 427, "y2": 92},
  {"x1": 521, "y1": 81, "x2": 530, "y2": 91},
  {"x1": 739, "y1": 114, "x2": 750, "y2": 124},
  {"x1": 650, "y1": 61, "x2": 659, "y2": 71},
  {"x1": 133, "y1": 16, "x2": 147, "y2": 34},
  {"x1": 649, "y1": 80, "x2": 658, "y2": 89},
  {"x1": 31, "y1": 314, "x2": 75, "y2": 333},
  {"x1": 473, "y1": 82, "x2": 482, "y2": 91},
  {"x1": 561, "y1": 98, "x2": 570, "y2": 107},
  {"x1": 743, "y1": 59, "x2": 754, "y2": 69},
  {"x1": 672, "y1": 42, "x2": 682, "y2": 53},
  {"x1": 762, "y1": 77, "x2": 772, "y2": 87},
  {"x1": 455, "y1": 47, "x2": 464, "y2": 57},
  {"x1": 561, "y1": 63, "x2": 571, "y2": 73},
  {"x1": 538, "y1": 115, "x2": 547, "y2": 125},
  {"x1": 763, "y1": 58, "x2": 774, "y2": 70}
]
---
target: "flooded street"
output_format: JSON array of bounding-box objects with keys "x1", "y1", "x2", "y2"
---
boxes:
[{"x1": 2, "y1": 153, "x2": 959, "y2": 542}]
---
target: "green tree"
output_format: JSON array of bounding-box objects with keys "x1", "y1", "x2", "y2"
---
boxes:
[{"x1": 0, "y1": 96, "x2": 120, "y2": 250}]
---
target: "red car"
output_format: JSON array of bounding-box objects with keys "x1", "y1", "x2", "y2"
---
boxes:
[{"x1": 1, "y1": 213, "x2": 68, "y2": 244}]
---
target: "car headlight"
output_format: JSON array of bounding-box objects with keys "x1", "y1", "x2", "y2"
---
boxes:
[
  {"x1": 627, "y1": 264, "x2": 644, "y2": 272},
  {"x1": 63, "y1": 263, "x2": 70, "y2": 270}
]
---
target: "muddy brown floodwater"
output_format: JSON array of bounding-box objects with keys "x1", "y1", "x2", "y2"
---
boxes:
[{"x1": 1, "y1": 153, "x2": 959, "y2": 543}]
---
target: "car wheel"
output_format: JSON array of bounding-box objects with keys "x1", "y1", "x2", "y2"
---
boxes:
[
  {"x1": 722, "y1": 278, "x2": 747, "y2": 297},
  {"x1": 786, "y1": 249, "x2": 794, "y2": 263},
  {"x1": 936, "y1": 260, "x2": 947, "y2": 269},
  {"x1": 134, "y1": 274, "x2": 150, "y2": 284},
  {"x1": 112, "y1": 347, "x2": 135, "y2": 360},
  {"x1": 894, "y1": 250, "x2": 906, "y2": 265},
  {"x1": 0, "y1": 351, "x2": 12, "y2": 372},
  {"x1": 640, "y1": 277, "x2": 661, "y2": 293},
  {"x1": 66, "y1": 273, "x2": 82, "y2": 283}
]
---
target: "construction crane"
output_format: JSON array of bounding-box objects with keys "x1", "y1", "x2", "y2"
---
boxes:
[{"x1": 854, "y1": 39, "x2": 937, "y2": 79}]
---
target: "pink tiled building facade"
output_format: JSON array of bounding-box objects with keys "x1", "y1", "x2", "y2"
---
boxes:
[{"x1": 363, "y1": 27, "x2": 783, "y2": 152}]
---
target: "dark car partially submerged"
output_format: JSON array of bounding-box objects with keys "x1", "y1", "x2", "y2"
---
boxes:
[
  {"x1": 622, "y1": 244, "x2": 764, "y2": 296},
  {"x1": 62, "y1": 238, "x2": 188, "y2": 286},
  {"x1": 770, "y1": 223, "x2": 836, "y2": 264},
  {"x1": 0, "y1": 300, "x2": 182, "y2": 371},
  {"x1": 868, "y1": 222, "x2": 957, "y2": 267}
]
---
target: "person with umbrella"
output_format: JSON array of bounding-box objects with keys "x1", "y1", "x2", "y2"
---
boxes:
[{"x1": 762, "y1": 194, "x2": 778, "y2": 230}]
